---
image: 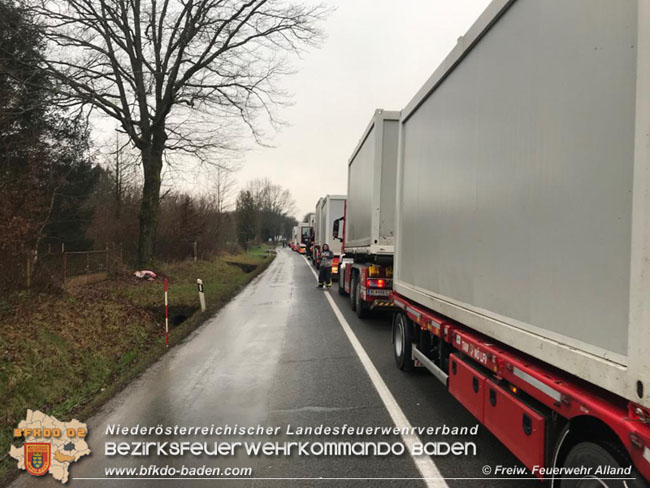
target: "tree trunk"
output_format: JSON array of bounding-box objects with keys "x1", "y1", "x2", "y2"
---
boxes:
[{"x1": 137, "y1": 135, "x2": 164, "y2": 266}]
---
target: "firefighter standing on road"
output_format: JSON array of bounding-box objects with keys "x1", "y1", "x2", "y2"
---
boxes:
[{"x1": 318, "y1": 243, "x2": 334, "y2": 288}]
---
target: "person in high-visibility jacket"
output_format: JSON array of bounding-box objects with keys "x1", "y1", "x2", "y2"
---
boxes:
[{"x1": 317, "y1": 243, "x2": 334, "y2": 288}]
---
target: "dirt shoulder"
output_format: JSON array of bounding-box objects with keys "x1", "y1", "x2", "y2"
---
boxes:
[{"x1": 0, "y1": 247, "x2": 275, "y2": 482}]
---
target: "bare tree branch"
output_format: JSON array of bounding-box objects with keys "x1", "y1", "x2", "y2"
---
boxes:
[{"x1": 25, "y1": 0, "x2": 329, "y2": 264}]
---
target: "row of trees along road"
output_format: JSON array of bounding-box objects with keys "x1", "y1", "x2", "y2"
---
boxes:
[
  {"x1": 26, "y1": 0, "x2": 327, "y2": 265},
  {"x1": 236, "y1": 178, "x2": 297, "y2": 249}
]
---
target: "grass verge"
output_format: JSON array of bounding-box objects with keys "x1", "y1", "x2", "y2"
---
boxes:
[{"x1": 0, "y1": 246, "x2": 275, "y2": 483}]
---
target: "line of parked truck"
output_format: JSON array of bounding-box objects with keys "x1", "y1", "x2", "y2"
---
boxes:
[
  {"x1": 289, "y1": 1, "x2": 650, "y2": 485},
  {"x1": 288, "y1": 222, "x2": 312, "y2": 254}
]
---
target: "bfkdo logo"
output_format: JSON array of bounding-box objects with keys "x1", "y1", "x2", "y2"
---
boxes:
[
  {"x1": 9, "y1": 410, "x2": 91, "y2": 484},
  {"x1": 25, "y1": 443, "x2": 51, "y2": 476}
]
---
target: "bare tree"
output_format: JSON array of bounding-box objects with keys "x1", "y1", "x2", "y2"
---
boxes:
[
  {"x1": 246, "y1": 177, "x2": 295, "y2": 215},
  {"x1": 213, "y1": 166, "x2": 237, "y2": 215},
  {"x1": 108, "y1": 130, "x2": 140, "y2": 218},
  {"x1": 207, "y1": 165, "x2": 236, "y2": 248},
  {"x1": 245, "y1": 177, "x2": 295, "y2": 241},
  {"x1": 29, "y1": 0, "x2": 327, "y2": 264}
]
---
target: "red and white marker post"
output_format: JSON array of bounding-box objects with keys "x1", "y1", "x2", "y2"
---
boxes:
[{"x1": 164, "y1": 278, "x2": 169, "y2": 347}]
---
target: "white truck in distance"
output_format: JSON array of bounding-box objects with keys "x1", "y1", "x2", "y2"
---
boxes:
[
  {"x1": 290, "y1": 221, "x2": 312, "y2": 255},
  {"x1": 311, "y1": 195, "x2": 345, "y2": 277},
  {"x1": 290, "y1": 226, "x2": 299, "y2": 251}
]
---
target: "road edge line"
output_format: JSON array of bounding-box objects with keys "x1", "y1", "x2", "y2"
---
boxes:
[{"x1": 302, "y1": 256, "x2": 448, "y2": 488}]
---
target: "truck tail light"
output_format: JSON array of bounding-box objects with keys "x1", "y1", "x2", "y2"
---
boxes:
[{"x1": 366, "y1": 278, "x2": 386, "y2": 288}]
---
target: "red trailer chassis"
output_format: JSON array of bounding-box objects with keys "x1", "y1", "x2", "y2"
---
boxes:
[{"x1": 392, "y1": 291, "x2": 650, "y2": 484}]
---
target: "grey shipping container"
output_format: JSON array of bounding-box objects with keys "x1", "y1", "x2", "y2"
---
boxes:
[
  {"x1": 394, "y1": 0, "x2": 650, "y2": 408},
  {"x1": 316, "y1": 195, "x2": 346, "y2": 256},
  {"x1": 313, "y1": 198, "x2": 324, "y2": 249},
  {"x1": 346, "y1": 109, "x2": 400, "y2": 255}
]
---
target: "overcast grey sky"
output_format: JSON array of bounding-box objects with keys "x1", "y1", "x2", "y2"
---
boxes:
[{"x1": 234, "y1": 0, "x2": 492, "y2": 220}]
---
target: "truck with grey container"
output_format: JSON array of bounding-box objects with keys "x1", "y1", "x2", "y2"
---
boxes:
[
  {"x1": 336, "y1": 109, "x2": 400, "y2": 318},
  {"x1": 312, "y1": 195, "x2": 345, "y2": 276},
  {"x1": 389, "y1": 0, "x2": 650, "y2": 485}
]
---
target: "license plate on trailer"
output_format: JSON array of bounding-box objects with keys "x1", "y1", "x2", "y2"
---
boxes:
[{"x1": 367, "y1": 289, "x2": 390, "y2": 297}]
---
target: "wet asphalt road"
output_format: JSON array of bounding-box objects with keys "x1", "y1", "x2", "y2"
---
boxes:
[{"x1": 10, "y1": 249, "x2": 537, "y2": 488}]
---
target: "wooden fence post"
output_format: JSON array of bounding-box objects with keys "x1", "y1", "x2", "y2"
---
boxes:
[
  {"x1": 63, "y1": 252, "x2": 67, "y2": 285},
  {"x1": 25, "y1": 253, "x2": 31, "y2": 288}
]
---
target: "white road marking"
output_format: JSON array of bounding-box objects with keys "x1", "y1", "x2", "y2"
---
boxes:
[{"x1": 303, "y1": 256, "x2": 448, "y2": 488}]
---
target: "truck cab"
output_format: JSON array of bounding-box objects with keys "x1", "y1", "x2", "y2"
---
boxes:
[{"x1": 298, "y1": 223, "x2": 312, "y2": 255}]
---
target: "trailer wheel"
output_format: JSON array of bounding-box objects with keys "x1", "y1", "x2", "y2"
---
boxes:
[
  {"x1": 560, "y1": 441, "x2": 647, "y2": 488},
  {"x1": 393, "y1": 313, "x2": 414, "y2": 371},
  {"x1": 355, "y1": 278, "x2": 368, "y2": 318},
  {"x1": 350, "y1": 274, "x2": 357, "y2": 311}
]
